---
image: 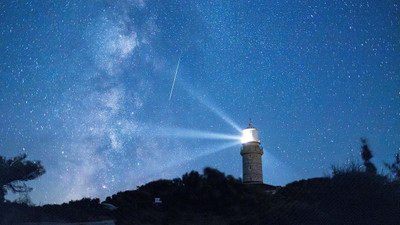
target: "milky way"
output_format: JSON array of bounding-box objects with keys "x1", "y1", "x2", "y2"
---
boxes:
[{"x1": 0, "y1": 1, "x2": 399, "y2": 204}]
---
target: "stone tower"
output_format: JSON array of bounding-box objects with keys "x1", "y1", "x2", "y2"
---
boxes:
[{"x1": 240, "y1": 122, "x2": 263, "y2": 184}]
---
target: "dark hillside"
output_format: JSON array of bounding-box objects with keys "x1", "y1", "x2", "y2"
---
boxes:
[
  {"x1": 275, "y1": 171, "x2": 400, "y2": 224},
  {"x1": 102, "y1": 167, "x2": 400, "y2": 225},
  {"x1": 104, "y1": 168, "x2": 274, "y2": 224},
  {"x1": 1, "y1": 167, "x2": 399, "y2": 225}
]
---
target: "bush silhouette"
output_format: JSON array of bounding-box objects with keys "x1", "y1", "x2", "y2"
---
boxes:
[
  {"x1": 385, "y1": 153, "x2": 400, "y2": 181},
  {"x1": 361, "y1": 138, "x2": 377, "y2": 174}
]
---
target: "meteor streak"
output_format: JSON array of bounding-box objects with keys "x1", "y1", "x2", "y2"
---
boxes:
[{"x1": 169, "y1": 57, "x2": 181, "y2": 101}]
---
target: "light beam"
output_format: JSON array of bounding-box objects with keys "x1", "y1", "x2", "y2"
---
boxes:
[
  {"x1": 177, "y1": 81, "x2": 242, "y2": 133},
  {"x1": 150, "y1": 127, "x2": 241, "y2": 141},
  {"x1": 140, "y1": 141, "x2": 241, "y2": 177},
  {"x1": 196, "y1": 97, "x2": 242, "y2": 133}
]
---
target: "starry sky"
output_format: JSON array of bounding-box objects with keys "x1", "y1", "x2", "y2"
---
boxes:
[{"x1": 0, "y1": 0, "x2": 399, "y2": 204}]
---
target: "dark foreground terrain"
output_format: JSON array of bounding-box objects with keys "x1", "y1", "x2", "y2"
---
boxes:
[{"x1": 1, "y1": 167, "x2": 400, "y2": 225}]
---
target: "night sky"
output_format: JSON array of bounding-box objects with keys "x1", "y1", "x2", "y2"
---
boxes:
[{"x1": 1, "y1": 0, "x2": 399, "y2": 204}]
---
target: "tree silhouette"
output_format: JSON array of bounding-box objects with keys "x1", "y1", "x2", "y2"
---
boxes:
[
  {"x1": 0, "y1": 154, "x2": 45, "y2": 203},
  {"x1": 361, "y1": 138, "x2": 377, "y2": 174},
  {"x1": 384, "y1": 153, "x2": 400, "y2": 181}
]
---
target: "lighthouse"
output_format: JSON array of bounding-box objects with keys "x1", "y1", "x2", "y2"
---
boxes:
[{"x1": 240, "y1": 122, "x2": 263, "y2": 184}]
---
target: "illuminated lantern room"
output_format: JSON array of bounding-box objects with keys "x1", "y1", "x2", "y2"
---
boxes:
[{"x1": 241, "y1": 122, "x2": 260, "y2": 144}]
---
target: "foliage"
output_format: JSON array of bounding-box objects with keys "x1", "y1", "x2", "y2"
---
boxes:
[
  {"x1": 276, "y1": 172, "x2": 400, "y2": 225},
  {"x1": 0, "y1": 197, "x2": 111, "y2": 224},
  {"x1": 331, "y1": 161, "x2": 363, "y2": 177},
  {"x1": 2, "y1": 139, "x2": 400, "y2": 225},
  {"x1": 0, "y1": 154, "x2": 45, "y2": 203},
  {"x1": 360, "y1": 138, "x2": 377, "y2": 174},
  {"x1": 1, "y1": 166, "x2": 400, "y2": 225},
  {"x1": 384, "y1": 153, "x2": 400, "y2": 181},
  {"x1": 100, "y1": 167, "x2": 271, "y2": 224}
]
